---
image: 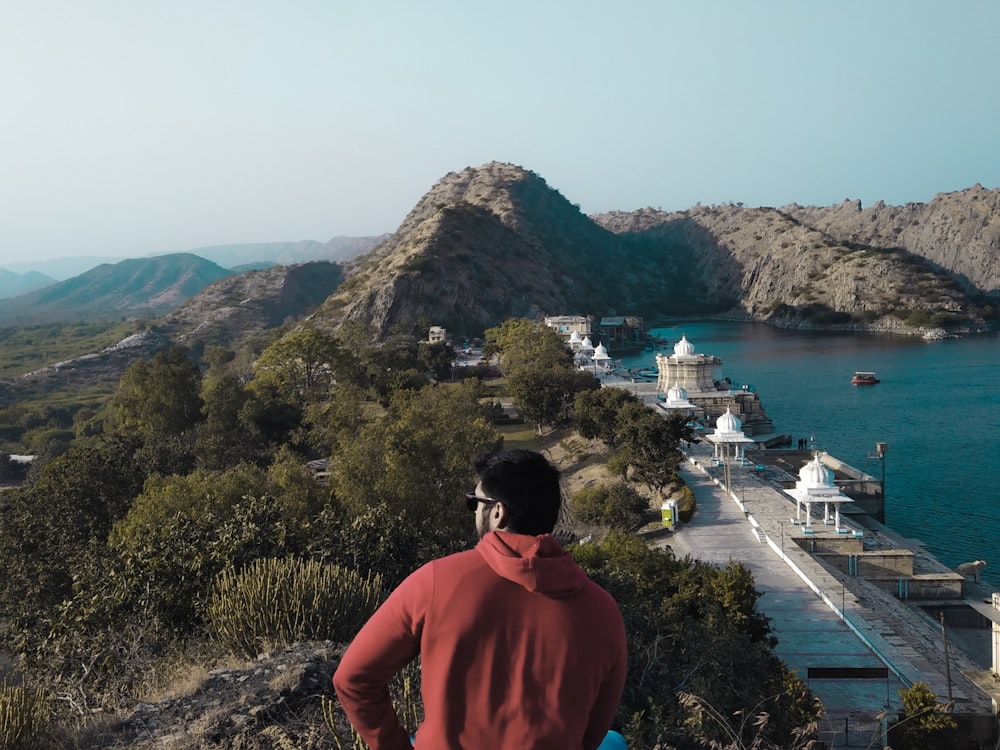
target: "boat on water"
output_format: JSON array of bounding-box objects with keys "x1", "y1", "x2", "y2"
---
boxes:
[{"x1": 851, "y1": 371, "x2": 880, "y2": 385}]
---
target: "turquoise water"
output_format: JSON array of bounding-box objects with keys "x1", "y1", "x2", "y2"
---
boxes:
[{"x1": 619, "y1": 322, "x2": 1000, "y2": 588}]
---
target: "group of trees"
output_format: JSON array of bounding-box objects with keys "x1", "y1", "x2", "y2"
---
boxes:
[{"x1": 0, "y1": 316, "x2": 821, "y2": 748}]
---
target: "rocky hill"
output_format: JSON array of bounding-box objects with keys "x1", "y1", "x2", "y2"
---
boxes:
[
  {"x1": 308, "y1": 162, "x2": 991, "y2": 339},
  {"x1": 157, "y1": 261, "x2": 344, "y2": 348},
  {"x1": 780, "y1": 183, "x2": 1000, "y2": 296},
  {"x1": 310, "y1": 163, "x2": 739, "y2": 339}
]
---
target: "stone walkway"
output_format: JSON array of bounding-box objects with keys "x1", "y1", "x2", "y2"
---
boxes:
[{"x1": 657, "y1": 443, "x2": 994, "y2": 746}]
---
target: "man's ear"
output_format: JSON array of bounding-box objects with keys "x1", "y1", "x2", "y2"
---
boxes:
[{"x1": 494, "y1": 502, "x2": 510, "y2": 529}]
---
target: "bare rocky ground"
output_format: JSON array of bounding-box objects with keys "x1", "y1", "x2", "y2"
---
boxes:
[{"x1": 81, "y1": 642, "x2": 345, "y2": 749}]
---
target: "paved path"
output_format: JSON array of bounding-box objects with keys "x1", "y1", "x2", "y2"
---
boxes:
[{"x1": 657, "y1": 445, "x2": 994, "y2": 746}]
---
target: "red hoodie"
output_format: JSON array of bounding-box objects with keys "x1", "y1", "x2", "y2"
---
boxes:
[{"x1": 333, "y1": 530, "x2": 627, "y2": 750}]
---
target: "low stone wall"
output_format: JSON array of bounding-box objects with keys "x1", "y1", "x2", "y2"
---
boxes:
[
  {"x1": 864, "y1": 574, "x2": 964, "y2": 600},
  {"x1": 816, "y1": 549, "x2": 914, "y2": 578}
]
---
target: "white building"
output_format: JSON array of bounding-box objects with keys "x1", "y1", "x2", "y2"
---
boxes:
[
  {"x1": 544, "y1": 315, "x2": 593, "y2": 346},
  {"x1": 785, "y1": 453, "x2": 853, "y2": 532},
  {"x1": 655, "y1": 334, "x2": 722, "y2": 394},
  {"x1": 704, "y1": 408, "x2": 756, "y2": 463}
]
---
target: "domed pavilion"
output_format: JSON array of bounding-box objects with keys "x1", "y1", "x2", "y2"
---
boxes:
[
  {"x1": 785, "y1": 454, "x2": 853, "y2": 532},
  {"x1": 705, "y1": 407, "x2": 756, "y2": 464}
]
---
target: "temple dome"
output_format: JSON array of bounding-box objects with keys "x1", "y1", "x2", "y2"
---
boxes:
[
  {"x1": 593, "y1": 343, "x2": 610, "y2": 359},
  {"x1": 715, "y1": 407, "x2": 742, "y2": 434},
  {"x1": 580, "y1": 336, "x2": 594, "y2": 350},
  {"x1": 674, "y1": 334, "x2": 695, "y2": 356},
  {"x1": 799, "y1": 455, "x2": 834, "y2": 488},
  {"x1": 569, "y1": 331, "x2": 582, "y2": 343},
  {"x1": 667, "y1": 382, "x2": 688, "y2": 401}
]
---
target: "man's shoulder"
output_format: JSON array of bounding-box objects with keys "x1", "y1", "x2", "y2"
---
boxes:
[{"x1": 417, "y1": 547, "x2": 484, "y2": 575}]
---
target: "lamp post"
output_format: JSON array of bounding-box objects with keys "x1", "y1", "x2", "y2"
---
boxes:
[{"x1": 874, "y1": 442, "x2": 888, "y2": 524}]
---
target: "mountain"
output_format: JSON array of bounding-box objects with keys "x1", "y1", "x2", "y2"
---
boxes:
[
  {"x1": 177, "y1": 236, "x2": 388, "y2": 269},
  {"x1": 8, "y1": 262, "x2": 345, "y2": 397},
  {"x1": 0, "y1": 256, "x2": 127, "y2": 281},
  {"x1": 0, "y1": 268, "x2": 56, "y2": 299},
  {"x1": 156, "y1": 261, "x2": 344, "y2": 348},
  {"x1": 0, "y1": 254, "x2": 234, "y2": 323},
  {"x1": 307, "y1": 162, "x2": 989, "y2": 338},
  {"x1": 310, "y1": 162, "x2": 677, "y2": 338},
  {"x1": 780, "y1": 184, "x2": 1000, "y2": 296}
]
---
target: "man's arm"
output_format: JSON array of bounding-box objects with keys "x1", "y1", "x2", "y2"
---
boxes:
[
  {"x1": 333, "y1": 568, "x2": 429, "y2": 750},
  {"x1": 582, "y1": 619, "x2": 628, "y2": 750}
]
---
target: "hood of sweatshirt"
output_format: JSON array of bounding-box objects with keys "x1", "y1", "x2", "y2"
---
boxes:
[{"x1": 476, "y1": 530, "x2": 589, "y2": 598}]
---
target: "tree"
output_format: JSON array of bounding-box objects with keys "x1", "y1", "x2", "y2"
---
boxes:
[
  {"x1": 507, "y1": 366, "x2": 599, "y2": 434},
  {"x1": 570, "y1": 482, "x2": 649, "y2": 530},
  {"x1": 417, "y1": 341, "x2": 456, "y2": 380},
  {"x1": 195, "y1": 370, "x2": 258, "y2": 470},
  {"x1": 0, "y1": 433, "x2": 146, "y2": 636},
  {"x1": 483, "y1": 318, "x2": 573, "y2": 376},
  {"x1": 330, "y1": 380, "x2": 502, "y2": 558},
  {"x1": 890, "y1": 682, "x2": 957, "y2": 749},
  {"x1": 253, "y1": 329, "x2": 342, "y2": 406},
  {"x1": 614, "y1": 404, "x2": 684, "y2": 497},
  {"x1": 574, "y1": 386, "x2": 639, "y2": 447},
  {"x1": 573, "y1": 533, "x2": 819, "y2": 749},
  {"x1": 107, "y1": 346, "x2": 204, "y2": 440},
  {"x1": 303, "y1": 382, "x2": 368, "y2": 457}
]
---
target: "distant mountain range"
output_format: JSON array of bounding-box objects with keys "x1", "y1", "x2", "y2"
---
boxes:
[
  {"x1": 0, "y1": 236, "x2": 387, "y2": 290},
  {"x1": 0, "y1": 268, "x2": 56, "y2": 298},
  {"x1": 1, "y1": 162, "x2": 997, "y2": 394}
]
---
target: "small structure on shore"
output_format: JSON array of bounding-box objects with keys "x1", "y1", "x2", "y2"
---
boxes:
[
  {"x1": 705, "y1": 408, "x2": 756, "y2": 464},
  {"x1": 784, "y1": 454, "x2": 852, "y2": 532},
  {"x1": 591, "y1": 342, "x2": 612, "y2": 373},
  {"x1": 656, "y1": 382, "x2": 700, "y2": 419}
]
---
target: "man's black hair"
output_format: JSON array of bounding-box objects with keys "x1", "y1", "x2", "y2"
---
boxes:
[{"x1": 473, "y1": 448, "x2": 561, "y2": 535}]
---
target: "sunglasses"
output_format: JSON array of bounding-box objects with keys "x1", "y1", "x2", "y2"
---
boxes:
[{"x1": 465, "y1": 492, "x2": 500, "y2": 512}]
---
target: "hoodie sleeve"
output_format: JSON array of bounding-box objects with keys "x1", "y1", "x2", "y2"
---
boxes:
[{"x1": 333, "y1": 565, "x2": 431, "y2": 750}]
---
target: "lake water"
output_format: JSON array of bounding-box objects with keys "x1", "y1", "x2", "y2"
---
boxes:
[{"x1": 619, "y1": 322, "x2": 1000, "y2": 588}]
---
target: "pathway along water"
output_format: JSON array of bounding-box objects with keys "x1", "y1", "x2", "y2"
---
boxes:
[{"x1": 617, "y1": 322, "x2": 1000, "y2": 589}]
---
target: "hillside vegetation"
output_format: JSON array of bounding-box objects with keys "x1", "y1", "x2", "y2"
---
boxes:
[{"x1": 0, "y1": 323, "x2": 822, "y2": 749}]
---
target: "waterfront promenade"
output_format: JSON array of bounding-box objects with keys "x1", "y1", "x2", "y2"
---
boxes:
[{"x1": 660, "y1": 441, "x2": 995, "y2": 746}]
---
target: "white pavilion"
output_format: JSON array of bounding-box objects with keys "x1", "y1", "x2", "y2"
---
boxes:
[
  {"x1": 656, "y1": 382, "x2": 699, "y2": 418},
  {"x1": 591, "y1": 342, "x2": 612, "y2": 372},
  {"x1": 785, "y1": 454, "x2": 853, "y2": 533},
  {"x1": 704, "y1": 407, "x2": 756, "y2": 464}
]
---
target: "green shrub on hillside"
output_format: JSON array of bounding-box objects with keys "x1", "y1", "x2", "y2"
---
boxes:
[
  {"x1": 571, "y1": 482, "x2": 649, "y2": 530},
  {"x1": 208, "y1": 557, "x2": 385, "y2": 658}
]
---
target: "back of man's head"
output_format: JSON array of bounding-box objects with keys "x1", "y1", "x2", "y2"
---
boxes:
[{"x1": 474, "y1": 449, "x2": 562, "y2": 536}]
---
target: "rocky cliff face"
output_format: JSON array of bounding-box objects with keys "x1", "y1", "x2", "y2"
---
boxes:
[
  {"x1": 308, "y1": 163, "x2": 990, "y2": 338},
  {"x1": 782, "y1": 183, "x2": 1000, "y2": 296},
  {"x1": 595, "y1": 203, "x2": 976, "y2": 333}
]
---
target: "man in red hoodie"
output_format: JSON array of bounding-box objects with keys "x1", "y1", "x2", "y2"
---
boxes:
[{"x1": 333, "y1": 448, "x2": 628, "y2": 750}]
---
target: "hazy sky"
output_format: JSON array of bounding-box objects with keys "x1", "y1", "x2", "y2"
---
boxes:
[{"x1": 2, "y1": 1, "x2": 998, "y2": 266}]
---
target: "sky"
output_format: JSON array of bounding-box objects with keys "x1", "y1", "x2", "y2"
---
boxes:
[{"x1": 2, "y1": 0, "x2": 999, "y2": 267}]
